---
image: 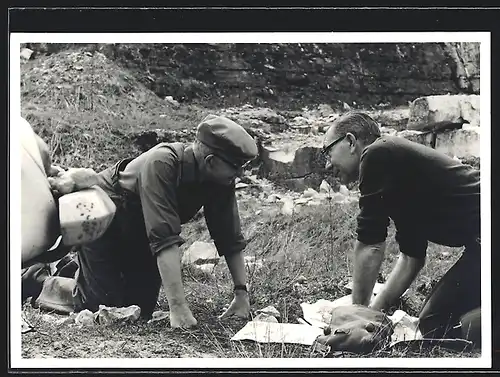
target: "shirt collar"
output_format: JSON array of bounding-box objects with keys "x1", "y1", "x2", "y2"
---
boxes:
[{"x1": 180, "y1": 145, "x2": 199, "y2": 184}]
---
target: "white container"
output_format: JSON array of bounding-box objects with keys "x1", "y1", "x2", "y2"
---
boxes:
[{"x1": 58, "y1": 185, "x2": 117, "y2": 246}]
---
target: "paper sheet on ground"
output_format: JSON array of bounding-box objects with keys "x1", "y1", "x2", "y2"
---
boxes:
[
  {"x1": 388, "y1": 309, "x2": 423, "y2": 346},
  {"x1": 231, "y1": 295, "x2": 422, "y2": 346},
  {"x1": 231, "y1": 321, "x2": 324, "y2": 345}
]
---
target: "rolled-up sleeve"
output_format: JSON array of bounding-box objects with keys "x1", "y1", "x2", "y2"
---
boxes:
[
  {"x1": 356, "y1": 144, "x2": 392, "y2": 245},
  {"x1": 203, "y1": 186, "x2": 247, "y2": 257},
  {"x1": 395, "y1": 222, "x2": 428, "y2": 259},
  {"x1": 137, "y1": 151, "x2": 185, "y2": 256}
]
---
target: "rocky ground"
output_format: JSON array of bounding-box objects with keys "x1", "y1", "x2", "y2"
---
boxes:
[{"x1": 19, "y1": 44, "x2": 481, "y2": 361}]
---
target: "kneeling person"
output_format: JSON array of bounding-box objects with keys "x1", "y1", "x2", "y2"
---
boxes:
[{"x1": 35, "y1": 115, "x2": 258, "y2": 328}]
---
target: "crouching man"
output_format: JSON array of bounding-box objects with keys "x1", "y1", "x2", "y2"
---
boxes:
[
  {"x1": 319, "y1": 111, "x2": 482, "y2": 347},
  {"x1": 33, "y1": 115, "x2": 258, "y2": 328}
]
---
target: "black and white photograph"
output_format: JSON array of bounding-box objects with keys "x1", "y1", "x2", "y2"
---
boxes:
[{"x1": 9, "y1": 10, "x2": 493, "y2": 371}]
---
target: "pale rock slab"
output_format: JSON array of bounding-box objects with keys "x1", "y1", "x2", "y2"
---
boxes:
[
  {"x1": 407, "y1": 94, "x2": 480, "y2": 131},
  {"x1": 181, "y1": 241, "x2": 220, "y2": 265}
]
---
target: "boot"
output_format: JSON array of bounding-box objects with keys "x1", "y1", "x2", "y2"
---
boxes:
[
  {"x1": 33, "y1": 276, "x2": 76, "y2": 314},
  {"x1": 21, "y1": 263, "x2": 51, "y2": 304}
]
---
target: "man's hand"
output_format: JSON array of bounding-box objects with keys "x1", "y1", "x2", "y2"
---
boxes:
[
  {"x1": 48, "y1": 165, "x2": 65, "y2": 177},
  {"x1": 222, "y1": 251, "x2": 250, "y2": 319},
  {"x1": 156, "y1": 245, "x2": 198, "y2": 329},
  {"x1": 219, "y1": 289, "x2": 250, "y2": 320},
  {"x1": 170, "y1": 304, "x2": 198, "y2": 328},
  {"x1": 369, "y1": 253, "x2": 425, "y2": 311}
]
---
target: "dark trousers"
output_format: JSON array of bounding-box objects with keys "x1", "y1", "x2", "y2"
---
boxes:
[
  {"x1": 418, "y1": 241, "x2": 482, "y2": 346},
  {"x1": 72, "y1": 160, "x2": 162, "y2": 318}
]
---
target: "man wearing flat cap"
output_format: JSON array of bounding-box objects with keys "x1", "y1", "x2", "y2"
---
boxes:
[{"x1": 30, "y1": 114, "x2": 258, "y2": 328}]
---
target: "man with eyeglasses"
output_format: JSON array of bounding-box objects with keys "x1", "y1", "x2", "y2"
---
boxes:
[
  {"x1": 32, "y1": 114, "x2": 258, "y2": 328},
  {"x1": 318, "y1": 111, "x2": 482, "y2": 348}
]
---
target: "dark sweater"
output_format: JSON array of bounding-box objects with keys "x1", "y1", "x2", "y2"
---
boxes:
[{"x1": 356, "y1": 136, "x2": 480, "y2": 258}]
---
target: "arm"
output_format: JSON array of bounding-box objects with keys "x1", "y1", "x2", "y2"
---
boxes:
[
  {"x1": 370, "y1": 252, "x2": 425, "y2": 311},
  {"x1": 156, "y1": 244, "x2": 196, "y2": 327},
  {"x1": 204, "y1": 186, "x2": 250, "y2": 319},
  {"x1": 225, "y1": 250, "x2": 247, "y2": 287},
  {"x1": 352, "y1": 240, "x2": 386, "y2": 306},
  {"x1": 352, "y1": 144, "x2": 392, "y2": 306},
  {"x1": 138, "y1": 153, "x2": 196, "y2": 328},
  {"x1": 219, "y1": 250, "x2": 250, "y2": 319},
  {"x1": 204, "y1": 185, "x2": 248, "y2": 285},
  {"x1": 370, "y1": 225, "x2": 428, "y2": 310}
]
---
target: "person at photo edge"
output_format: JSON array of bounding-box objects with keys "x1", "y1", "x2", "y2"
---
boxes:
[
  {"x1": 22, "y1": 114, "x2": 258, "y2": 328},
  {"x1": 20, "y1": 115, "x2": 76, "y2": 303},
  {"x1": 319, "y1": 110, "x2": 487, "y2": 348}
]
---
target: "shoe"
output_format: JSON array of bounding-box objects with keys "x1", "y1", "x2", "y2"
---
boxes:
[
  {"x1": 21, "y1": 263, "x2": 51, "y2": 304},
  {"x1": 34, "y1": 276, "x2": 76, "y2": 314}
]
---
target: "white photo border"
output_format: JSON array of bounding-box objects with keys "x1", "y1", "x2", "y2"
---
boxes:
[{"x1": 9, "y1": 31, "x2": 492, "y2": 370}]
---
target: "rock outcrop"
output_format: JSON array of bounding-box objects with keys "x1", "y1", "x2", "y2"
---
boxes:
[
  {"x1": 434, "y1": 126, "x2": 480, "y2": 159},
  {"x1": 24, "y1": 42, "x2": 479, "y2": 110},
  {"x1": 181, "y1": 241, "x2": 220, "y2": 266},
  {"x1": 402, "y1": 94, "x2": 480, "y2": 159},
  {"x1": 407, "y1": 94, "x2": 480, "y2": 131},
  {"x1": 257, "y1": 133, "x2": 332, "y2": 191}
]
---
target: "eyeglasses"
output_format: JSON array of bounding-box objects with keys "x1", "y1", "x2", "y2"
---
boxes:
[
  {"x1": 211, "y1": 153, "x2": 253, "y2": 172},
  {"x1": 321, "y1": 135, "x2": 346, "y2": 156}
]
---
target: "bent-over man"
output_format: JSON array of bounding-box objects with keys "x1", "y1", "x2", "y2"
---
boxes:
[
  {"x1": 320, "y1": 111, "x2": 482, "y2": 347},
  {"x1": 30, "y1": 115, "x2": 258, "y2": 328}
]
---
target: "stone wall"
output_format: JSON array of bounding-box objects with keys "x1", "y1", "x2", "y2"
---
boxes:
[
  {"x1": 101, "y1": 42, "x2": 480, "y2": 110},
  {"x1": 24, "y1": 42, "x2": 479, "y2": 111}
]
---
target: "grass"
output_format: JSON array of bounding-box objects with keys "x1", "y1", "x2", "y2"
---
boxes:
[
  {"x1": 19, "y1": 45, "x2": 478, "y2": 361},
  {"x1": 20, "y1": 49, "x2": 210, "y2": 171},
  {"x1": 22, "y1": 201, "x2": 471, "y2": 359}
]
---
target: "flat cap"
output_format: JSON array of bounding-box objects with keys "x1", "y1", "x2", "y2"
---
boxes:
[{"x1": 196, "y1": 115, "x2": 258, "y2": 164}]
